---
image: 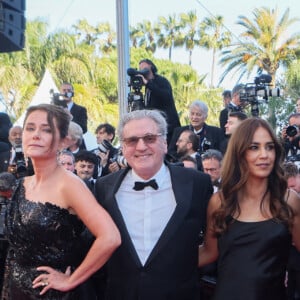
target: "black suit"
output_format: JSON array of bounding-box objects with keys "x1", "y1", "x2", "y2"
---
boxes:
[
  {"x1": 0, "y1": 113, "x2": 12, "y2": 145},
  {"x1": 219, "y1": 103, "x2": 243, "y2": 134},
  {"x1": 95, "y1": 164, "x2": 213, "y2": 300},
  {"x1": 168, "y1": 124, "x2": 225, "y2": 158},
  {"x1": 145, "y1": 74, "x2": 181, "y2": 144},
  {"x1": 70, "y1": 103, "x2": 88, "y2": 133},
  {"x1": 0, "y1": 142, "x2": 10, "y2": 173}
]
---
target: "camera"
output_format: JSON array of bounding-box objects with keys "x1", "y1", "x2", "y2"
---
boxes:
[
  {"x1": 286, "y1": 125, "x2": 299, "y2": 137},
  {"x1": 127, "y1": 68, "x2": 149, "y2": 91},
  {"x1": 110, "y1": 149, "x2": 128, "y2": 168},
  {"x1": 8, "y1": 146, "x2": 27, "y2": 178},
  {"x1": 49, "y1": 89, "x2": 67, "y2": 108},
  {"x1": 126, "y1": 67, "x2": 149, "y2": 112},
  {"x1": 239, "y1": 74, "x2": 282, "y2": 116},
  {"x1": 199, "y1": 137, "x2": 212, "y2": 154},
  {"x1": 97, "y1": 140, "x2": 114, "y2": 154}
]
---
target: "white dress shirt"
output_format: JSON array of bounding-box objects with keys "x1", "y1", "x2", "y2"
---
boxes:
[{"x1": 116, "y1": 164, "x2": 176, "y2": 265}]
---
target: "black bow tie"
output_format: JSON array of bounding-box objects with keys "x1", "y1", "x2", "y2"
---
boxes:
[
  {"x1": 212, "y1": 180, "x2": 221, "y2": 188},
  {"x1": 133, "y1": 179, "x2": 158, "y2": 191}
]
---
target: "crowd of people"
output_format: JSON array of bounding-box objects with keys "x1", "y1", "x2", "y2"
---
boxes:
[{"x1": 0, "y1": 61, "x2": 300, "y2": 300}]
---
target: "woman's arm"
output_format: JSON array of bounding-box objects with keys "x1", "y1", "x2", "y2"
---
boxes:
[
  {"x1": 34, "y1": 174, "x2": 121, "y2": 294},
  {"x1": 198, "y1": 192, "x2": 220, "y2": 267},
  {"x1": 286, "y1": 189, "x2": 300, "y2": 251}
]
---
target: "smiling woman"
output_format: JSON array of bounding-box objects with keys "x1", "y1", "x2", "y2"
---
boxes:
[{"x1": 199, "y1": 117, "x2": 300, "y2": 300}]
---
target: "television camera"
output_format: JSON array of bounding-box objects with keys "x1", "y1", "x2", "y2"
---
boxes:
[
  {"x1": 239, "y1": 74, "x2": 282, "y2": 117},
  {"x1": 126, "y1": 67, "x2": 149, "y2": 112},
  {"x1": 49, "y1": 89, "x2": 67, "y2": 108}
]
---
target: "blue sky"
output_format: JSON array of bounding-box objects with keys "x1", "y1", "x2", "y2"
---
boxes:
[{"x1": 26, "y1": 0, "x2": 300, "y2": 88}]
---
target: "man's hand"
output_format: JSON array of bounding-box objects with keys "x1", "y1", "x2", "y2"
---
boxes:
[
  {"x1": 108, "y1": 161, "x2": 120, "y2": 173},
  {"x1": 97, "y1": 151, "x2": 109, "y2": 167}
]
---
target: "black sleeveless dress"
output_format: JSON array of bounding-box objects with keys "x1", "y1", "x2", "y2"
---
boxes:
[
  {"x1": 213, "y1": 218, "x2": 291, "y2": 300},
  {"x1": 1, "y1": 179, "x2": 89, "y2": 300}
]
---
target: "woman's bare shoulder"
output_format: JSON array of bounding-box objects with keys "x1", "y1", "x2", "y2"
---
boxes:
[{"x1": 208, "y1": 191, "x2": 222, "y2": 212}]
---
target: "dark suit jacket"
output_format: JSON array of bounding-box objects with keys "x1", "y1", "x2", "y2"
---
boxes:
[
  {"x1": 168, "y1": 124, "x2": 225, "y2": 158},
  {"x1": 219, "y1": 103, "x2": 243, "y2": 133},
  {"x1": 0, "y1": 142, "x2": 10, "y2": 173},
  {"x1": 95, "y1": 164, "x2": 213, "y2": 300},
  {"x1": 145, "y1": 75, "x2": 181, "y2": 144},
  {"x1": 70, "y1": 103, "x2": 88, "y2": 133},
  {"x1": 0, "y1": 112, "x2": 12, "y2": 145}
]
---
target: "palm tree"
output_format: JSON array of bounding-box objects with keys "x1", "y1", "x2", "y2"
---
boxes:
[
  {"x1": 72, "y1": 19, "x2": 97, "y2": 45},
  {"x1": 219, "y1": 7, "x2": 300, "y2": 85},
  {"x1": 199, "y1": 15, "x2": 231, "y2": 87},
  {"x1": 95, "y1": 22, "x2": 117, "y2": 55},
  {"x1": 131, "y1": 20, "x2": 157, "y2": 53},
  {"x1": 156, "y1": 14, "x2": 182, "y2": 60},
  {"x1": 177, "y1": 11, "x2": 200, "y2": 66}
]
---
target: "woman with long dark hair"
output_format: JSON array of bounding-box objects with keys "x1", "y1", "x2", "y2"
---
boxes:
[{"x1": 199, "y1": 117, "x2": 300, "y2": 300}]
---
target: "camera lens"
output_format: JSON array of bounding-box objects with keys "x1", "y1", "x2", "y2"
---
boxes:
[
  {"x1": 286, "y1": 125, "x2": 299, "y2": 137},
  {"x1": 98, "y1": 140, "x2": 112, "y2": 153}
]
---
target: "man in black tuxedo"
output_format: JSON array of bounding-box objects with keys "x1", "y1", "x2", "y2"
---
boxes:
[
  {"x1": 138, "y1": 59, "x2": 181, "y2": 145},
  {"x1": 60, "y1": 82, "x2": 88, "y2": 133},
  {"x1": 95, "y1": 109, "x2": 213, "y2": 300},
  {"x1": 168, "y1": 100, "x2": 225, "y2": 159}
]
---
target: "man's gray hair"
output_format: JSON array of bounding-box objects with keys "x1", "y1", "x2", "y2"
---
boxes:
[
  {"x1": 189, "y1": 100, "x2": 208, "y2": 118},
  {"x1": 201, "y1": 149, "x2": 223, "y2": 163},
  {"x1": 117, "y1": 109, "x2": 168, "y2": 142}
]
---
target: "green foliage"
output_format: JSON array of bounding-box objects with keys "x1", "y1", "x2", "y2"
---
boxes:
[{"x1": 0, "y1": 8, "x2": 299, "y2": 135}]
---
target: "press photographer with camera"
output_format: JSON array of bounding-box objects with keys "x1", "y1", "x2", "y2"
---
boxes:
[
  {"x1": 281, "y1": 113, "x2": 300, "y2": 162},
  {"x1": 91, "y1": 123, "x2": 121, "y2": 177},
  {"x1": 2, "y1": 126, "x2": 33, "y2": 178},
  {"x1": 128, "y1": 59, "x2": 181, "y2": 145}
]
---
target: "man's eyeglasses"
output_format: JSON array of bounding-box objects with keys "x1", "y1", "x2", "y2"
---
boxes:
[
  {"x1": 122, "y1": 133, "x2": 162, "y2": 147},
  {"x1": 203, "y1": 168, "x2": 219, "y2": 173}
]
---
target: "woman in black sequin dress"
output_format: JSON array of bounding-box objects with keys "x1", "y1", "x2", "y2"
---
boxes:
[
  {"x1": 1, "y1": 104, "x2": 121, "y2": 300},
  {"x1": 199, "y1": 118, "x2": 300, "y2": 300}
]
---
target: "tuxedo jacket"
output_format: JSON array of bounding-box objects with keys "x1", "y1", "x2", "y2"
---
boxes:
[
  {"x1": 70, "y1": 103, "x2": 88, "y2": 133},
  {"x1": 95, "y1": 164, "x2": 213, "y2": 300}
]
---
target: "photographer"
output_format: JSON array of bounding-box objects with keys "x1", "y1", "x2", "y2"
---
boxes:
[
  {"x1": 91, "y1": 123, "x2": 120, "y2": 177},
  {"x1": 5, "y1": 126, "x2": 33, "y2": 178},
  {"x1": 137, "y1": 59, "x2": 181, "y2": 144},
  {"x1": 219, "y1": 84, "x2": 245, "y2": 134},
  {"x1": 282, "y1": 113, "x2": 300, "y2": 161}
]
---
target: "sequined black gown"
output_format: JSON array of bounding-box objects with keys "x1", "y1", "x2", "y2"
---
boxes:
[
  {"x1": 1, "y1": 179, "x2": 89, "y2": 300},
  {"x1": 213, "y1": 218, "x2": 291, "y2": 300}
]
